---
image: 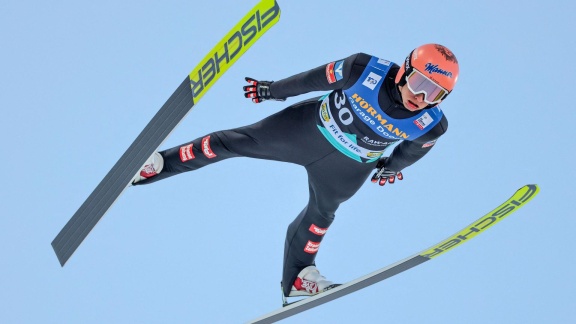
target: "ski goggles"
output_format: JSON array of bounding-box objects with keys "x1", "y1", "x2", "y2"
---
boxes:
[{"x1": 405, "y1": 69, "x2": 449, "y2": 104}]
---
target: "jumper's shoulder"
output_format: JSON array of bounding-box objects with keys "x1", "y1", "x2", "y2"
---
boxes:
[
  {"x1": 429, "y1": 113, "x2": 448, "y2": 138},
  {"x1": 438, "y1": 113, "x2": 448, "y2": 135}
]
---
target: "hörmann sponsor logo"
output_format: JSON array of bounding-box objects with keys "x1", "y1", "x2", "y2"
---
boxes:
[
  {"x1": 420, "y1": 185, "x2": 538, "y2": 259},
  {"x1": 309, "y1": 224, "x2": 328, "y2": 236},
  {"x1": 189, "y1": 1, "x2": 280, "y2": 98},
  {"x1": 350, "y1": 93, "x2": 409, "y2": 139}
]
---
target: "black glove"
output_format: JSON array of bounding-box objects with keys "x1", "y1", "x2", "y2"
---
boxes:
[
  {"x1": 243, "y1": 77, "x2": 285, "y2": 103},
  {"x1": 371, "y1": 158, "x2": 403, "y2": 186}
]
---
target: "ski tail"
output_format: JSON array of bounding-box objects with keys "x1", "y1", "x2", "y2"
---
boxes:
[{"x1": 51, "y1": 0, "x2": 281, "y2": 266}]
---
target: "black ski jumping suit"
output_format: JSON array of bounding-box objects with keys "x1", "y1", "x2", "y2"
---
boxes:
[{"x1": 136, "y1": 53, "x2": 448, "y2": 297}]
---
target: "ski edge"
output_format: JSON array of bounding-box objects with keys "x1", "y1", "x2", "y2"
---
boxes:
[{"x1": 246, "y1": 184, "x2": 540, "y2": 324}]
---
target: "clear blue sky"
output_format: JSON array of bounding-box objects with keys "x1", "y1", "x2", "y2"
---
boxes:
[{"x1": 1, "y1": 0, "x2": 575, "y2": 323}]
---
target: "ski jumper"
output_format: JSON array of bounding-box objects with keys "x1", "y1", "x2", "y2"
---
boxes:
[{"x1": 135, "y1": 53, "x2": 449, "y2": 296}]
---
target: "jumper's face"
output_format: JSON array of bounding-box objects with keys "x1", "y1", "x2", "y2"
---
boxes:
[{"x1": 398, "y1": 84, "x2": 431, "y2": 111}]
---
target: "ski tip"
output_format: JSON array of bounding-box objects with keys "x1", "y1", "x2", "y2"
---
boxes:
[
  {"x1": 519, "y1": 184, "x2": 540, "y2": 202},
  {"x1": 419, "y1": 184, "x2": 539, "y2": 260}
]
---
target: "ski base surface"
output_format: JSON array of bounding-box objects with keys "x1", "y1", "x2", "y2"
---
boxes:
[
  {"x1": 51, "y1": 0, "x2": 281, "y2": 266},
  {"x1": 247, "y1": 184, "x2": 539, "y2": 324}
]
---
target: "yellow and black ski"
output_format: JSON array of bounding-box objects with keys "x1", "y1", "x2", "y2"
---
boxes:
[
  {"x1": 52, "y1": 0, "x2": 281, "y2": 266},
  {"x1": 248, "y1": 184, "x2": 539, "y2": 324}
]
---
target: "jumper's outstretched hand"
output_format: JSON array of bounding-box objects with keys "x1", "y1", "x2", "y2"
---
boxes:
[
  {"x1": 371, "y1": 158, "x2": 403, "y2": 186},
  {"x1": 243, "y1": 77, "x2": 285, "y2": 103}
]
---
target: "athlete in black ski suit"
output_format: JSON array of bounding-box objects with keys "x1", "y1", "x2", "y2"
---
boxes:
[{"x1": 136, "y1": 52, "x2": 450, "y2": 297}]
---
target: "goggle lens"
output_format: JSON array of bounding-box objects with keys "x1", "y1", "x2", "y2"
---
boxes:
[{"x1": 406, "y1": 70, "x2": 448, "y2": 104}]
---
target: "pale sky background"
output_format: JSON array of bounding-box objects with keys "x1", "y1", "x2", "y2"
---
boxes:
[{"x1": 1, "y1": 0, "x2": 575, "y2": 323}]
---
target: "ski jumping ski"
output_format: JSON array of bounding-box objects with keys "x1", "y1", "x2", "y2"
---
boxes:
[
  {"x1": 247, "y1": 184, "x2": 540, "y2": 324},
  {"x1": 51, "y1": 0, "x2": 281, "y2": 266}
]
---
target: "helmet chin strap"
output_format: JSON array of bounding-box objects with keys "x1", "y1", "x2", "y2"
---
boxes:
[{"x1": 396, "y1": 73, "x2": 407, "y2": 88}]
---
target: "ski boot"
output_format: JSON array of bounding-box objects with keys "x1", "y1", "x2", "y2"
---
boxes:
[
  {"x1": 287, "y1": 266, "x2": 340, "y2": 298},
  {"x1": 131, "y1": 152, "x2": 163, "y2": 185}
]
